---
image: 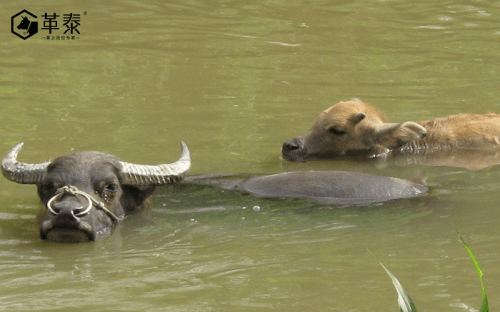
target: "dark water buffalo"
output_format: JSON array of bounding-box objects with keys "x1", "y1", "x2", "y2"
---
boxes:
[
  {"x1": 184, "y1": 171, "x2": 428, "y2": 205},
  {"x1": 282, "y1": 99, "x2": 500, "y2": 169},
  {"x1": 2, "y1": 142, "x2": 190, "y2": 243}
]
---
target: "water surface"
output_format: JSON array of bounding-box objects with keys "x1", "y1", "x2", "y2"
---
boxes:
[{"x1": 1, "y1": 1, "x2": 499, "y2": 311}]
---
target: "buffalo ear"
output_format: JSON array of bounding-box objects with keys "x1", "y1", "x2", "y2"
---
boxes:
[
  {"x1": 375, "y1": 121, "x2": 427, "y2": 149},
  {"x1": 120, "y1": 185, "x2": 156, "y2": 214},
  {"x1": 349, "y1": 112, "x2": 366, "y2": 126}
]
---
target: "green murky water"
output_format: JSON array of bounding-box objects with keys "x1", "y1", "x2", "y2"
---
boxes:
[{"x1": 1, "y1": 1, "x2": 499, "y2": 311}]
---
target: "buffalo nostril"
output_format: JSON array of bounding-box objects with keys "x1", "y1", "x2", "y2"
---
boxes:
[
  {"x1": 61, "y1": 205, "x2": 84, "y2": 217},
  {"x1": 51, "y1": 201, "x2": 86, "y2": 218},
  {"x1": 47, "y1": 189, "x2": 94, "y2": 218}
]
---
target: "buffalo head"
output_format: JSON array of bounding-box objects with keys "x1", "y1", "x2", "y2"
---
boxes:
[{"x1": 2, "y1": 142, "x2": 190, "y2": 243}]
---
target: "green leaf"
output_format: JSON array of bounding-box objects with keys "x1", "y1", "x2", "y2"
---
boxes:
[
  {"x1": 458, "y1": 234, "x2": 489, "y2": 312},
  {"x1": 380, "y1": 263, "x2": 418, "y2": 312}
]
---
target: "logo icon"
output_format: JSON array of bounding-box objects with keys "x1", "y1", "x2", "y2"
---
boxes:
[{"x1": 11, "y1": 10, "x2": 38, "y2": 40}]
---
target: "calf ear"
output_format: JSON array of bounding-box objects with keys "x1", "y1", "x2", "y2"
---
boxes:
[
  {"x1": 348, "y1": 113, "x2": 366, "y2": 126},
  {"x1": 375, "y1": 122, "x2": 427, "y2": 149}
]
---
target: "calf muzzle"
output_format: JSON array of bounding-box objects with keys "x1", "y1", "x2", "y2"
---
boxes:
[{"x1": 282, "y1": 138, "x2": 307, "y2": 161}]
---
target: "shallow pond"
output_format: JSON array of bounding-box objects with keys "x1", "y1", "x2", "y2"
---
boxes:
[{"x1": 1, "y1": 1, "x2": 499, "y2": 311}]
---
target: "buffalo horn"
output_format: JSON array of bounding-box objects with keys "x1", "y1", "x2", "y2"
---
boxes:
[
  {"x1": 2, "y1": 142, "x2": 50, "y2": 184},
  {"x1": 121, "y1": 141, "x2": 191, "y2": 185}
]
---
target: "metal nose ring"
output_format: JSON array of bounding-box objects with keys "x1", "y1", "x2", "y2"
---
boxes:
[{"x1": 46, "y1": 186, "x2": 93, "y2": 217}]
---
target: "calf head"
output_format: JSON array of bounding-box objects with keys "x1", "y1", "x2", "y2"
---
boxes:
[
  {"x1": 2, "y1": 142, "x2": 190, "y2": 243},
  {"x1": 282, "y1": 100, "x2": 427, "y2": 161}
]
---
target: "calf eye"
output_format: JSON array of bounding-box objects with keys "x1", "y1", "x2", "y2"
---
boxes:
[{"x1": 328, "y1": 127, "x2": 347, "y2": 136}]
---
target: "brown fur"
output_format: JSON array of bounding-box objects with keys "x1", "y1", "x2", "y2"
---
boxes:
[
  {"x1": 418, "y1": 113, "x2": 500, "y2": 149},
  {"x1": 282, "y1": 99, "x2": 500, "y2": 168}
]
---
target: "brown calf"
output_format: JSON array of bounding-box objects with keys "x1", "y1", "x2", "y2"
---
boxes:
[{"x1": 282, "y1": 99, "x2": 500, "y2": 168}]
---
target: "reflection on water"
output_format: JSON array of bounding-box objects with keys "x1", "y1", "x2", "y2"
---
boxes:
[{"x1": 1, "y1": 0, "x2": 500, "y2": 310}]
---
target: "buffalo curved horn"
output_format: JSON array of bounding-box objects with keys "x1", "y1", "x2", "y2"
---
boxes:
[
  {"x1": 2, "y1": 142, "x2": 50, "y2": 184},
  {"x1": 120, "y1": 141, "x2": 191, "y2": 185}
]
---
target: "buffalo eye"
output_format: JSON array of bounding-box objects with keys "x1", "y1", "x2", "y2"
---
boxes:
[
  {"x1": 328, "y1": 127, "x2": 347, "y2": 136},
  {"x1": 105, "y1": 183, "x2": 119, "y2": 193},
  {"x1": 41, "y1": 181, "x2": 58, "y2": 195},
  {"x1": 98, "y1": 183, "x2": 119, "y2": 203}
]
